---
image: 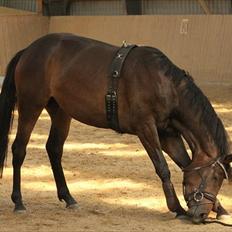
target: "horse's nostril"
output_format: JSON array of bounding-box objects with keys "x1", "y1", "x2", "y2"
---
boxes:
[
  {"x1": 190, "y1": 212, "x2": 208, "y2": 224},
  {"x1": 200, "y1": 213, "x2": 207, "y2": 220}
]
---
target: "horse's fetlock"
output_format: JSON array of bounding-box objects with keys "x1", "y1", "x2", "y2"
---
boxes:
[
  {"x1": 58, "y1": 189, "x2": 70, "y2": 201},
  {"x1": 11, "y1": 192, "x2": 22, "y2": 204}
]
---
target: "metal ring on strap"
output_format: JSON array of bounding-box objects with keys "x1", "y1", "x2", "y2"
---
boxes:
[{"x1": 193, "y1": 191, "x2": 204, "y2": 202}]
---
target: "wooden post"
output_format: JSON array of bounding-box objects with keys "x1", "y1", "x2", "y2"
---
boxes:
[
  {"x1": 198, "y1": 0, "x2": 211, "y2": 14},
  {"x1": 36, "y1": 0, "x2": 43, "y2": 15}
]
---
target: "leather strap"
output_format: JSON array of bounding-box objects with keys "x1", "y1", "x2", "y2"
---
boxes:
[{"x1": 105, "y1": 43, "x2": 137, "y2": 132}]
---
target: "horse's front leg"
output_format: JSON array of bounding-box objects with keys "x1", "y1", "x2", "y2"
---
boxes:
[
  {"x1": 137, "y1": 119, "x2": 185, "y2": 217},
  {"x1": 159, "y1": 129, "x2": 191, "y2": 169}
]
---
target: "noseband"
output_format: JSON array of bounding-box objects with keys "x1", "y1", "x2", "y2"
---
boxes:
[{"x1": 182, "y1": 158, "x2": 228, "y2": 206}]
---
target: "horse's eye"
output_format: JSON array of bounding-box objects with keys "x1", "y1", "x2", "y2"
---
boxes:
[{"x1": 213, "y1": 174, "x2": 219, "y2": 181}]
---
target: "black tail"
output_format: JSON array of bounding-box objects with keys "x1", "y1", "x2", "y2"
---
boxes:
[{"x1": 0, "y1": 49, "x2": 25, "y2": 177}]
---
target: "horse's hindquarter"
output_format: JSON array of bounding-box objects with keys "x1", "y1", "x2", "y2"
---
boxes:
[{"x1": 14, "y1": 34, "x2": 116, "y2": 128}]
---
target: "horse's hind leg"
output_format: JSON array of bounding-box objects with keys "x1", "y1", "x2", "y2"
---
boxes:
[
  {"x1": 11, "y1": 104, "x2": 43, "y2": 212},
  {"x1": 46, "y1": 99, "x2": 77, "y2": 208}
]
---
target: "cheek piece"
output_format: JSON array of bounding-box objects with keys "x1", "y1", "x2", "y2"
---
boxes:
[{"x1": 182, "y1": 158, "x2": 228, "y2": 207}]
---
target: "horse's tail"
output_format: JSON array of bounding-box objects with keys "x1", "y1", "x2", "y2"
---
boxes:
[{"x1": 0, "y1": 49, "x2": 25, "y2": 177}]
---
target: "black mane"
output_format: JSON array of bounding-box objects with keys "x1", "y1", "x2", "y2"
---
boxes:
[{"x1": 150, "y1": 47, "x2": 230, "y2": 157}]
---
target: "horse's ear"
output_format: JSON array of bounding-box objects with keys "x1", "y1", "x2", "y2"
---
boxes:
[{"x1": 223, "y1": 154, "x2": 232, "y2": 164}]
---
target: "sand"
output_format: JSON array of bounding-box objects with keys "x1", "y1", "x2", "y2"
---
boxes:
[{"x1": 0, "y1": 83, "x2": 232, "y2": 232}]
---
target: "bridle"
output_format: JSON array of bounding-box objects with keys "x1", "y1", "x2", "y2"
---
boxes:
[{"x1": 182, "y1": 157, "x2": 228, "y2": 207}]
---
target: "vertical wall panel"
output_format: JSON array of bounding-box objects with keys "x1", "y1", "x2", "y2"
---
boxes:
[
  {"x1": 0, "y1": 0, "x2": 37, "y2": 12},
  {"x1": 142, "y1": 0, "x2": 231, "y2": 15},
  {"x1": 69, "y1": 0, "x2": 126, "y2": 15},
  {"x1": 206, "y1": 0, "x2": 232, "y2": 14},
  {"x1": 142, "y1": 0, "x2": 204, "y2": 14},
  {"x1": 0, "y1": 0, "x2": 231, "y2": 15},
  {"x1": 67, "y1": 0, "x2": 232, "y2": 15}
]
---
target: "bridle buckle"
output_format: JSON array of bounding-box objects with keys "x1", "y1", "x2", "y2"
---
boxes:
[{"x1": 193, "y1": 190, "x2": 204, "y2": 202}]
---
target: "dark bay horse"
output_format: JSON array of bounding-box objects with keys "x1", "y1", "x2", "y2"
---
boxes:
[{"x1": 0, "y1": 33, "x2": 231, "y2": 223}]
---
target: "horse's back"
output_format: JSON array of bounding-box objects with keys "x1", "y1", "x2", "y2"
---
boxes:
[{"x1": 14, "y1": 33, "x2": 178, "y2": 132}]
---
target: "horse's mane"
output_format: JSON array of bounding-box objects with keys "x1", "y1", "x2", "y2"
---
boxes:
[{"x1": 148, "y1": 47, "x2": 230, "y2": 157}]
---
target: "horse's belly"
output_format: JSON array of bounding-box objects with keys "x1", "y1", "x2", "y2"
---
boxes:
[
  {"x1": 53, "y1": 89, "x2": 108, "y2": 128},
  {"x1": 71, "y1": 108, "x2": 108, "y2": 129}
]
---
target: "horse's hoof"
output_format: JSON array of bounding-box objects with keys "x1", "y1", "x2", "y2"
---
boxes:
[
  {"x1": 66, "y1": 203, "x2": 79, "y2": 209},
  {"x1": 205, "y1": 216, "x2": 232, "y2": 226},
  {"x1": 217, "y1": 214, "x2": 232, "y2": 220},
  {"x1": 14, "y1": 206, "x2": 26, "y2": 213},
  {"x1": 217, "y1": 216, "x2": 232, "y2": 226}
]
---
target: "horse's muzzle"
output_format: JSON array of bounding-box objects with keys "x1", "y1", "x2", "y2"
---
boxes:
[
  {"x1": 191, "y1": 215, "x2": 206, "y2": 224},
  {"x1": 187, "y1": 205, "x2": 209, "y2": 224}
]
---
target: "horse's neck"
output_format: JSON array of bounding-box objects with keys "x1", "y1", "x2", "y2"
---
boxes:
[
  {"x1": 172, "y1": 78, "x2": 227, "y2": 159},
  {"x1": 171, "y1": 118, "x2": 218, "y2": 160}
]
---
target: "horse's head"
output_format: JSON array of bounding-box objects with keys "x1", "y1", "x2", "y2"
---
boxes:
[{"x1": 182, "y1": 155, "x2": 232, "y2": 224}]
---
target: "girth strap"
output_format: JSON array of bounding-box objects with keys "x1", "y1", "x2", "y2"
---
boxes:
[{"x1": 105, "y1": 43, "x2": 137, "y2": 132}]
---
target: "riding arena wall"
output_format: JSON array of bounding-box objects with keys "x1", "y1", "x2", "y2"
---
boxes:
[{"x1": 0, "y1": 12, "x2": 232, "y2": 84}]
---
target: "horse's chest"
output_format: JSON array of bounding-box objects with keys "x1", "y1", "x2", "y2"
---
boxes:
[{"x1": 155, "y1": 115, "x2": 170, "y2": 130}]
